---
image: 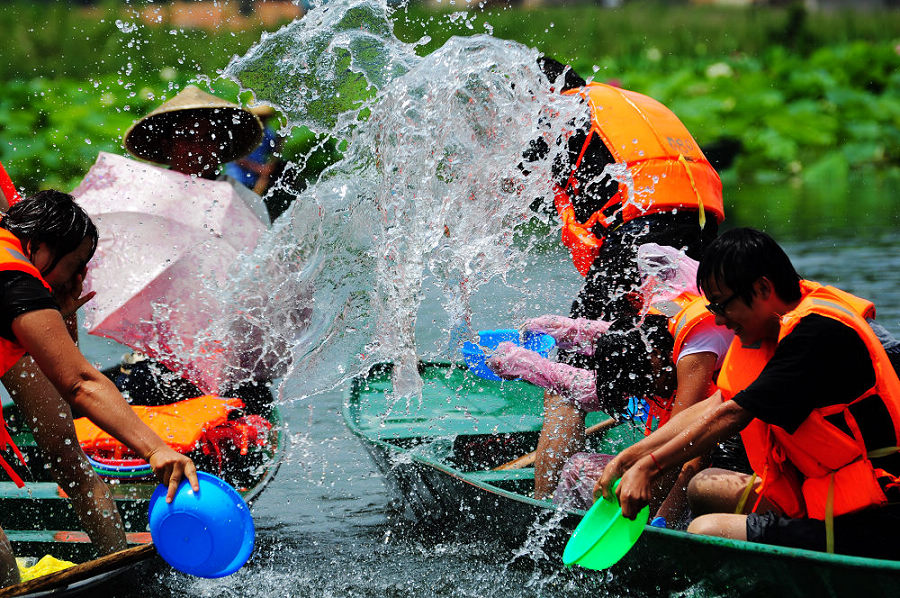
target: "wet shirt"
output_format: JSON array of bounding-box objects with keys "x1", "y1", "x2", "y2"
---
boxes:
[
  {"x1": 733, "y1": 314, "x2": 900, "y2": 476},
  {"x1": 0, "y1": 271, "x2": 58, "y2": 342}
]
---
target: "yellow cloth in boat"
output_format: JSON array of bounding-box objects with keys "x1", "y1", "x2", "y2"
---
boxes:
[
  {"x1": 74, "y1": 395, "x2": 244, "y2": 457},
  {"x1": 16, "y1": 555, "x2": 76, "y2": 581}
]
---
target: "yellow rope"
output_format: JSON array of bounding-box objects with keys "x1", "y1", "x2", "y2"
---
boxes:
[
  {"x1": 867, "y1": 445, "x2": 900, "y2": 459},
  {"x1": 678, "y1": 153, "x2": 706, "y2": 230},
  {"x1": 826, "y1": 473, "x2": 836, "y2": 554},
  {"x1": 735, "y1": 471, "x2": 758, "y2": 514}
]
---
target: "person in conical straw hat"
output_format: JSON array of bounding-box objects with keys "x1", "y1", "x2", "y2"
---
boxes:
[
  {"x1": 115, "y1": 85, "x2": 284, "y2": 411},
  {"x1": 123, "y1": 85, "x2": 271, "y2": 224}
]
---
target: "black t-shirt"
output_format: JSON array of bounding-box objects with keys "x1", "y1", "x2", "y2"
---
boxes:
[
  {"x1": 734, "y1": 314, "x2": 900, "y2": 476},
  {"x1": 0, "y1": 271, "x2": 58, "y2": 342}
]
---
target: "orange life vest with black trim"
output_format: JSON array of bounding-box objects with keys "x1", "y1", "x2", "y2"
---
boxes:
[
  {"x1": 555, "y1": 83, "x2": 725, "y2": 276},
  {"x1": 643, "y1": 292, "x2": 719, "y2": 430},
  {"x1": 0, "y1": 228, "x2": 51, "y2": 487},
  {"x1": 717, "y1": 281, "x2": 900, "y2": 520},
  {"x1": 0, "y1": 228, "x2": 53, "y2": 375}
]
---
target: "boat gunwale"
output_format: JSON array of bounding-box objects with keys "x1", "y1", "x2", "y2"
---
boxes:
[{"x1": 344, "y1": 360, "x2": 900, "y2": 574}]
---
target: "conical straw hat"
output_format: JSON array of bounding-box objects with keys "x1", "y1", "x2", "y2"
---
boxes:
[{"x1": 124, "y1": 85, "x2": 264, "y2": 165}]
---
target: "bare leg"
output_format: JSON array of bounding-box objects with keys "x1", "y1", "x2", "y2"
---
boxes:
[
  {"x1": 687, "y1": 467, "x2": 779, "y2": 516},
  {"x1": 0, "y1": 528, "x2": 19, "y2": 587},
  {"x1": 534, "y1": 391, "x2": 585, "y2": 499},
  {"x1": 687, "y1": 513, "x2": 748, "y2": 540},
  {"x1": 3, "y1": 358, "x2": 127, "y2": 555}
]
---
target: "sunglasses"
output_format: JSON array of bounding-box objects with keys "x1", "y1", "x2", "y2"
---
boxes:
[{"x1": 705, "y1": 293, "x2": 739, "y2": 317}]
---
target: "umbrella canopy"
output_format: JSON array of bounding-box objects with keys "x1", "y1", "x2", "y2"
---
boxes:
[{"x1": 73, "y1": 152, "x2": 267, "y2": 393}]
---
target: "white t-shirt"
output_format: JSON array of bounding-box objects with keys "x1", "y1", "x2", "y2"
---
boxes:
[{"x1": 677, "y1": 317, "x2": 734, "y2": 370}]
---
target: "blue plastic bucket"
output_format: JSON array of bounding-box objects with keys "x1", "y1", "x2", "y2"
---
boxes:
[{"x1": 149, "y1": 471, "x2": 255, "y2": 578}]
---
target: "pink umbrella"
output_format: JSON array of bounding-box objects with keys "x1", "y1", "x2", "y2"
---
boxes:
[{"x1": 73, "y1": 152, "x2": 267, "y2": 393}]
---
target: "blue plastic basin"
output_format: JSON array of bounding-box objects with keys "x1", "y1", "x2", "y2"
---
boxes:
[{"x1": 149, "y1": 471, "x2": 255, "y2": 578}]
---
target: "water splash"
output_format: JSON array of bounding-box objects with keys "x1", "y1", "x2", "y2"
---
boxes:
[
  {"x1": 214, "y1": 0, "x2": 585, "y2": 400},
  {"x1": 225, "y1": 0, "x2": 418, "y2": 135}
]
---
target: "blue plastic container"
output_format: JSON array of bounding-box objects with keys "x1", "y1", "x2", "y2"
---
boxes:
[
  {"x1": 461, "y1": 328, "x2": 556, "y2": 381},
  {"x1": 148, "y1": 471, "x2": 255, "y2": 578}
]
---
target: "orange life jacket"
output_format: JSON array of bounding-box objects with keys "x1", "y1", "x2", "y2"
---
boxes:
[
  {"x1": 74, "y1": 395, "x2": 247, "y2": 458},
  {"x1": 0, "y1": 228, "x2": 50, "y2": 486},
  {"x1": 642, "y1": 292, "x2": 719, "y2": 430},
  {"x1": 0, "y1": 162, "x2": 19, "y2": 207},
  {"x1": 717, "y1": 281, "x2": 900, "y2": 520},
  {"x1": 0, "y1": 229, "x2": 53, "y2": 376},
  {"x1": 555, "y1": 83, "x2": 725, "y2": 276}
]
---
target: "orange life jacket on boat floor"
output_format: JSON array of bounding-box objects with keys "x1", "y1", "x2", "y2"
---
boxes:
[
  {"x1": 555, "y1": 83, "x2": 725, "y2": 275},
  {"x1": 74, "y1": 395, "x2": 270, "y2": 463},
  {"x1": 717, "y1": 281, "x2": 900, "y2": 520}
]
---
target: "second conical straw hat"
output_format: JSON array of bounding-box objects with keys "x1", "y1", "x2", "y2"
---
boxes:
[{"x1": 124, "y1": 85, "x2": 264, "y2": 165}]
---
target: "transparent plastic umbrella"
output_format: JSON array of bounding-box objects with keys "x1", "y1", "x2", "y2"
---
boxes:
[{"x1": 73, "y1": 152, "x2": 266, "y2": 393}]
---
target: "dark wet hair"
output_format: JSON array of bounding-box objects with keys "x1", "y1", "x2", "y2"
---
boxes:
[
  {"x1": 536, "y1": 56, "x2": 586, "y2": 92},
  {"x1": 592, "y1": 314, "x2": 676, "y2": 415},
  {"x1": 0, "y1": 190, "x2": 99, "y2": 273},
  {"x1": 697, "y1": 227, "x2": 801, "y2": 306}
]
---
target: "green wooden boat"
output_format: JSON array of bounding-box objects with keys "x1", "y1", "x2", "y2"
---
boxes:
[
  {"x1": 0, "y1": 363, "x2": 284, "y2": 597},
  {"x1": 345, "y1": 361, "x2": 900, "y2": 597}
]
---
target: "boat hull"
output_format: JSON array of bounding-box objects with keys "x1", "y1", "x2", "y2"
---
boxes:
[
  {"x1": 345, "y1": 361, "x2": 900, "y2": 597},
  {"x1": 0, "y1": 362, "x2": 285, "y2": 594}
]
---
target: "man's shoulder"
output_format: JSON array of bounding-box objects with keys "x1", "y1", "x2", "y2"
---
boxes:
[{"x1": 784, "y1": 313, "x2": 863, "y2": 351}]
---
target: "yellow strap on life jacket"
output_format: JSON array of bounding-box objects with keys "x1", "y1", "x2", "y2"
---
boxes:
[
  {"x1": 826, "y1": 472, "x2": 836, "y2": 554},
  {"x1": 735, "y1": 471, "x2": 758, "y2": 514},
  {"x1": 867, "y1": 445, "x2": 900, "y2": 459},
  {"x1": 678, "y1": 153, "x2": 706, "y2": 230}
]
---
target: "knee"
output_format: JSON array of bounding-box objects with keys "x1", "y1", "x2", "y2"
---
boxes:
[
  {"x1": 686, "y1": 467, "x2": 733, "y2": 514},
  {"x1": 687, "y1": 514, "x2": 719, "y2": 536},
  {"x1": 686, "y1": 471, "x2": 706, "y2": 510},
  {"x1": 687, "y1": 513, "x2": 747, "y2": 541},
  {"x1": 0, "y1": 532, "x2": 18, "y2": 588}
]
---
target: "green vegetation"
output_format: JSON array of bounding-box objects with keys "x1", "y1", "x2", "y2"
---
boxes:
[
  {"x1": 398, "y1": 2, "x2": 900, "y2": 188},
  {"x1": 1, "y1": 0, "x2": 899, "y2": 203}
]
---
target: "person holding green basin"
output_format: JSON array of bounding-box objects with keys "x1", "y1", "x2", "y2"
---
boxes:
[{"x1": 597, "y1": 228, "x2": 900, "y2": 559}]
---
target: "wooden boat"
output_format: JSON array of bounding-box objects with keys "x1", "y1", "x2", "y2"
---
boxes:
[
  {"x1": 0, "y1": 544, "x2": 155, "y2": 598},
  {"x1": 344, "y1": 361, "x2": 900, "y2": 597},
  {"x1": 0, "y1": 361, "x2": 284, "y2": 597}
]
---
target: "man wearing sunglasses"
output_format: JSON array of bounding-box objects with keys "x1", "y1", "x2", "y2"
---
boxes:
[{"x1": 596, "y1": 227, "x2": 900, "y2": 559}]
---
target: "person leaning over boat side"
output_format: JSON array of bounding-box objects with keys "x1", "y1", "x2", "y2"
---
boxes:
[
  {"x1": 0, "y1": 191, "x2": 200, "y2": 587},
  {"x1": 596, "y1": 228, "x2": 900, "y2": 560},
  {"x1": 534, "y1": 58, "x2": 724, "y2": 325},
  {"x1": 524, "y1": 59, "x2": 724, "y2": 498}
]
